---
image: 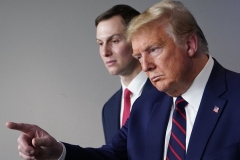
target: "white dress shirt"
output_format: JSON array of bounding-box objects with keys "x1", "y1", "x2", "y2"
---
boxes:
[
  {"x1": 120, "y1": 71, "x2": 148, "y2": 127},
  {"x1": 163, "y1": 55, "x2": 214, "y2": 159}
]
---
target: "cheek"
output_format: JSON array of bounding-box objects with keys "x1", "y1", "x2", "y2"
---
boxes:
[
  {"x1": 154, "y1": 55, "x2": 171, "y2": 71},
  {"x1": 166, "y1": 56, "x2": 188, "y2": 82},
  {"x1": 120, "y1": 43, "x2": 133, "y2": 54},
  {"x1": 113, "y1": 45, "x2": 126, "y2": 55},
  {"x1": 160, "y1": 50, "x2": 180, "y2": 73},
  {"x1": 118, "y1": 47, "x2": 133, "y2": 60}
]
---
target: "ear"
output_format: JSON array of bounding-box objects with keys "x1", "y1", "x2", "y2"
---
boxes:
[{"x1": 186, "y1": 34, "x2": 198, "y2": 57}]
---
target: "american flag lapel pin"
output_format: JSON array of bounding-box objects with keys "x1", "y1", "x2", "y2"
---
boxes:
[{"x1": 213, "y1": 106, "x2": 219, "y2": 113}]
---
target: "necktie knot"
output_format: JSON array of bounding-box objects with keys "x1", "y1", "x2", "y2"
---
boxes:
[{"x1": 176, "y1": 96, "x2": 188, "y2": 110}]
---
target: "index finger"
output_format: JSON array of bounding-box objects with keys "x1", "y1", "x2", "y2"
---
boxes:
[{"x1": 6, "y1": 122, "x2": 33, "y2": 133}]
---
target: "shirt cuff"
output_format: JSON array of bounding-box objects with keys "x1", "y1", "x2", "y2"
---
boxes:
[{"x1": 58, "y1": 142, "x2": 66, "y2": 160}]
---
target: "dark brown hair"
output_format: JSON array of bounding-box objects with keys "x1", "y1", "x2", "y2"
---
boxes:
[{"x1": 95, "y1": 4, "x2": 140, "y2": 27}]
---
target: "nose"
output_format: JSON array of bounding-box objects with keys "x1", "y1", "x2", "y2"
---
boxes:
[
  {"x1": 100, "y1": 44, "x2": 112, "y2": 57},
  {"x1": 141, "y1": 55, "x2": 155, "y2": 72}
]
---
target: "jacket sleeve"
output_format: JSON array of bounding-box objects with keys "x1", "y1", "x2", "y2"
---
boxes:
[{"x1": 62, "y1": 121, "x2": 129, "y2": 160}]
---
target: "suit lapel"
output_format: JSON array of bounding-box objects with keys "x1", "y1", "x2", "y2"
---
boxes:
[
  {"x1": 145, "y1": 95, "x2": 172, "y2": 160},
  {"x1": 186, "y1": 89, "x2": 227, "y2": 160},
  {"x1": 112, "y1": 90, "x2": 122, "y2": 130},
  {"x1": 186, "y1": 60, "x2": 227, "y2": 160},
  {"x1": 104, "y1": 88, "x2": 122, "y2": 143}
]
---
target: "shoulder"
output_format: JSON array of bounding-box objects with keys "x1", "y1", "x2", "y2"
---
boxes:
[
  {"x1": 208, "y1": 59, "x2": 240, "y2": 103},
  {"x1": 224, "y1": 70, "x2": 240, "y2": 95},
  {"x1": 104, "y1": 88, "x2": 122, "y2": 105},
  {"x1": 211, "y1": 59, "x2": 240, "y2": 88},
  {"x1": 102, "y1": 88, "x2": 122, "y2": 113}
]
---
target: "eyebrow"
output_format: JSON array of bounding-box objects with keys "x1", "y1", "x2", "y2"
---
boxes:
[
  {"x1": 96, "y1": 34, "x2": 123, "y2": 41},
  {"x1": 132, "y1": 45, "x2": 151, "y2": 56}
]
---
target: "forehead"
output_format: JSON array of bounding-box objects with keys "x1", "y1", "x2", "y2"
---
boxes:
[
  {"x1": 131, "y1": 24, "x2": 168, "y2": 52},
  {"x1": 96, "y1": 16, "x2": 125, "y2": 40}
]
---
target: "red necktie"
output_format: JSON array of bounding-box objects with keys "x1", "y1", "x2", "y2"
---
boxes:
[
  {"x1": 166, "y1": 96, "x2": 188, "y2": 160},
  {"x1": 122, "y1": 88, "x2": 131, "y2": 126}
]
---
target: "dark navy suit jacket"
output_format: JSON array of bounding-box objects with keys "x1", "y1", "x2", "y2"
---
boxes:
[
  {"x1": 63, "y1": 59, "x2": 240, "y2": 160},
  {"x1": 102, "y1": 79, "x2": 154, "y2": 143}
]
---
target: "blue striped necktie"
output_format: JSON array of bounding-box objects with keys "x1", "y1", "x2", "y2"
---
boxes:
[{"x1": 166, "y1": 96, "x2": 188, "y2": 160}]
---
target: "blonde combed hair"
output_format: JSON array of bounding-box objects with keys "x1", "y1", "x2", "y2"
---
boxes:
[{"x1": 126, "y1": 0, "x2": 208, "y2": 53}]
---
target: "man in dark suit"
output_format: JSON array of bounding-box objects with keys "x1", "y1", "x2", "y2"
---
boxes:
[
  {"x1": 6, "y1": 1, "x2": 240, "y2": 159},
  {"x1": 95, "y1": 5, "x2": 154, "y2": 143}
]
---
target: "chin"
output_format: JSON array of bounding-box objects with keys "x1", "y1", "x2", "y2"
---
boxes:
[
  {"x1": 154, "y1": 85, "x2": 164, "y2": 92},
  {"x1": 108, "y1": 70, "x2": 119, "y2": 75},
  {"x1": 154, "y1": 83, "x2": 168, "y2": 93}
]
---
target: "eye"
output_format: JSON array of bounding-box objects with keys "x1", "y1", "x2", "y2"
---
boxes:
[
  {"x1": 133, "y1": 54, "x2": 142, "y2": 62},
  {"x1": 149, "y1": 47, "x2": 159, "y2": 53},
  {"x1": 111, "y1": 39, "x2": 120, "y2": 44},
  {"x1": 134, "y1": 55, "x2": 141, "y2": 60},
  {"x1": 97, "y1": 41, "x2": 103, "y2": 46}
]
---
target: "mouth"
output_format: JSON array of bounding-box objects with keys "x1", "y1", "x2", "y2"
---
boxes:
[
  {"x1": 106, "y1": 60, "x2": 117, "y2": 66},
  {"x1": 151, "y1": 75, "x2": 162, "y2": 82}
]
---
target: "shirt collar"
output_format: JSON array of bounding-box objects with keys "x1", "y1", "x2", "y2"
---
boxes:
[
  {"x1": 181, "y1": 55, "x2": 214, "y2": 108},
  {"x1": 121, "y1": 71, "x2": 148, "y2": 96}
]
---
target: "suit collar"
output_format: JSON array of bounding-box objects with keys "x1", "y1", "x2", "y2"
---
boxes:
[
  {"x1": 182, "y1": 56, "x2": 214, "y2": 110},
  {"x1": 121, "y1": 71, "x2": 148, "y2": 96}
]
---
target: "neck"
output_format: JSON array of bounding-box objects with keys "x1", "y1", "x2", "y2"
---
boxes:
[{"x1": 120, "y1": 65, "x2": 142, "y2": 86}]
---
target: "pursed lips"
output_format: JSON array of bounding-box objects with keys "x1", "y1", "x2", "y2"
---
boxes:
[
  {"x1": 106, "y1": 60, "x2": 117, "y2": 66},
  {"x1": 150, "y1": 75, "x2": 162, "y2": 82}
]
